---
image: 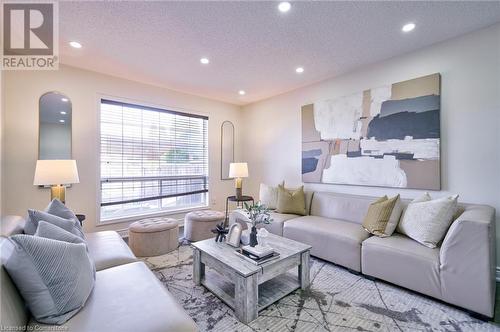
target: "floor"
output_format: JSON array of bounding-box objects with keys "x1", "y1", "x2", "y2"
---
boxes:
[
  {"x1": 141, "y1": 245, "x2": 500, "y2": 331},
  {"x1": 127, "y1": 233, "x2": 500, "y2": 327}
]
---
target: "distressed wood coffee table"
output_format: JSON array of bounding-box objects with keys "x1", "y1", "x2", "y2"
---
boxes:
[{"x1": 191, "y1": 234, "x2": 311, "y2": 323}]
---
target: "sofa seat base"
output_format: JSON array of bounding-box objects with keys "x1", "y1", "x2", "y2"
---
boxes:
[
  {"x1": 264, "y1": 212, "x2": 299, "y2": 236},
  {"x1": 29, "y1": 262, "x2": 197, "y2": 332},
  {"x1": 85, "y1": 231, "x2": 137, "y2": 271},
  {"x1": 362, "y1": 234, "x2": 441, "y2": 299},
  {"x1": 283, "y1": 216, "x2": 369, "y2": 272}
]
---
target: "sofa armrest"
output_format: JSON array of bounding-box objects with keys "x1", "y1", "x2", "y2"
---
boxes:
[
  {"x1": 439, "y1": 204, "x2": 496, "y2": 317},
  {"x1": 1, "y1": 216, "x2": 26, "y2": 237}
]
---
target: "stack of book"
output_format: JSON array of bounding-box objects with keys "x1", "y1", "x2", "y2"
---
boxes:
[{"x1": 234, "y1": 245, "x2": 280, "y2": 265}]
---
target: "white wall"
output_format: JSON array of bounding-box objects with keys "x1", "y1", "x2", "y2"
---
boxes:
[
  {"x1": 241, "y1": 25, "x2": 500, "y2": 260},
  {"x1": 0, "y1": 71, "x2": 4, "y2": 218},
  {"x1": 2, "y1": 65, "x2": 242, "y2": 233}
]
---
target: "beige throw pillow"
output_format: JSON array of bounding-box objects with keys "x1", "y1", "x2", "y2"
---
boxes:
[
  {"x1": 259, "y1": 182, "x2": 284, "y2": 210},
  {"x1": 276, "y1": 185, "x2": 306, "y2": 216},
  {"x1": 362, "y1": 195, "x2": 400, "y2": 237},
  {"x1": 386, "y1": 196, "x2": 404, "y2": 236},
  {"x1": 398, "y1": 194, "x2": 459, "y2": 248}
]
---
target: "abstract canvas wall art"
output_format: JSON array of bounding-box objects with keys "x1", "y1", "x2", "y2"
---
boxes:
[{"x1": 302, "y1": 73, "x2": 441, "y2": 190}]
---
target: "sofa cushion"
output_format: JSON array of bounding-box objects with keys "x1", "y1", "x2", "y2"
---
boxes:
[
  {"x1": 263, "y1": 212, "x2": 299, "y2": 236},
  {"x1": 28, "y1": 262, "x2": 197, "y2": 332},
  {"x1": 283, "y1": 216, "x2": 369, "y2": 271},
  {"x1": 362, "y1": 234, "x2": 441, "y2": 298},
  {"x1": 310, "y1": 192, "x2": 373, "y2": 224},
  {"x1": 2, "y1": 235, "x2": 95, "y2": 325},
  {"x1": 85, "y1": 231, "x2": 137, "y2": 271}
]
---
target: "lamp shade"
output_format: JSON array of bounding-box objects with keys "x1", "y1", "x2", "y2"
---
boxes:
[
  {"x1": 229, "y1": 162, "x2": 248, "y2": 178},
  {"x1": 33, "y1": 160, "x2": 80, "y2": 185}
]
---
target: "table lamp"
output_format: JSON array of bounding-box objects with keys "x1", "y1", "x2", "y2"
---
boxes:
[
  {"x1": 229, "y1": 162, "x2": 248, "y2": 199},
  {"x1": 33, "y1": 160, "x2": 80, "y2": 204}
]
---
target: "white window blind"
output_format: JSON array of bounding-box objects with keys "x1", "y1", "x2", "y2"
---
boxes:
[{"x1": 100, "y1": 99, "x2": 208, "y2": 221}]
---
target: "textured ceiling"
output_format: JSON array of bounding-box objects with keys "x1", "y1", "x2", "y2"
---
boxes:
[{"x1": 59, "y1": 1, "x2": 500, "y2": 105}]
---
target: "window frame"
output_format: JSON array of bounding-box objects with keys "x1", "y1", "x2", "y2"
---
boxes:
[{"x1": 97, "y1": 96, "x2": 210, "y2": 224}]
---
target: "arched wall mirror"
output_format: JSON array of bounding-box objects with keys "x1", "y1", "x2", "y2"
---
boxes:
[
  {"x1": 221, "y1": 121, "x2": 235, "y2": 180},
  {"x1": 39, "y1": 92, "x2": 72, "y2": 160}
]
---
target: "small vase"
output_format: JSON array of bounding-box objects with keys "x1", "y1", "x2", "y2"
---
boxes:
[{"x1": 249, "y1": 226, "x2": 258, "y2": 247}]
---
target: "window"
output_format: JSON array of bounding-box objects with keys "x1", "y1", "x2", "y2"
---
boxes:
[{"x1": 100, "y1": 99, "x2": 208, "y2": 221}]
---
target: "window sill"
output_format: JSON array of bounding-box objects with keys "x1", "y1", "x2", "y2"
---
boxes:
[{"x1": 98, "y1": 205, "x2": 211, "y2": 227}]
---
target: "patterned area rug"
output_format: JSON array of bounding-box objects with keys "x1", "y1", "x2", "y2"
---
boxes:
[{"x1": 142, "y1": 245, "x2": 499, "y2": 332}]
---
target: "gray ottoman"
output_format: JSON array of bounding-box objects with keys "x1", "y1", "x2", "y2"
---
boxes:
[
  {"x1": 128, "y1": 218, "x2": 179, "y2": 257},
  {"x1": 184, "y1": 210, "x2": 225, "y2": 241}
]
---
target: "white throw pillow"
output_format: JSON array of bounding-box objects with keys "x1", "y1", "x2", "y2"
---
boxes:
[
  {"x1": 396, "y1": 192, "x2": 431, "y2": 233},
  {"x1": 259, "y1": 182, "x2": 283, "y2": 210},
  {"x1": 412, "y1": 192, "x2": 432, "y2": 203},
  {"x1": 398, "y1": 194, "x2": 459, "y2": 248}
]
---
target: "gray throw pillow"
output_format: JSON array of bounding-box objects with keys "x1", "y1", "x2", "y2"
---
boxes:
[
  {"x1": 35, "y1": 221, "x2": 85, "y2": 244},
  {"x1": 25, "y1": 210, "x2": 84, "y2": 239},
  {"x1": 45, "y1": 199, "x2": 84, "y2": 235},
  {"x1": 46, "y1": 199, "x2": 77, "y2": 221},
  {"x1": 2, "y1": 235, "x2": 95, "y2": 325}
]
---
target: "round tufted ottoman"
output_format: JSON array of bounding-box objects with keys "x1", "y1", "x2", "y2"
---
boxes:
[
  {"x1": 128, "y1": 218, "x2": 179, "y2": 257},
  {"x1": 184, "y1": 210, "x2": 225, "y2": 242}
]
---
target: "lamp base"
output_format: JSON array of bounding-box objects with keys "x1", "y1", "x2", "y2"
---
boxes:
[
  {"x1": 50, "y1": 185, "x2": 66, "y2": 204},
  {"x1": 235, "y1": 177, "x2": 243, "y2": 199}
]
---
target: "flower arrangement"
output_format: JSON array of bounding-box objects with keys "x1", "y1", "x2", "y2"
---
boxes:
[
  {"x1": 243, "y1": 201, "x2": 273, "y2": 226},
  {"x1": 243, "y1": 202, "x2": 273, "y2": 247}
]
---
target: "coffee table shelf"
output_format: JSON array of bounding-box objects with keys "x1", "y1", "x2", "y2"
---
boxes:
[
  {"x1": 257, "y1": 272, "x2": 300, "y2": 311},
  {"x1": 202, "y1": 268, "x2": 300, "y2": 312}
]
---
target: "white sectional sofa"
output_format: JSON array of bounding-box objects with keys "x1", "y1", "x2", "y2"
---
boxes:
[
  {"x1": 0, "y1": 215, "x2": 197, "y2": 332},
  {"x1": 230, "y1": 191, "x2": 496, "y2": 318}
]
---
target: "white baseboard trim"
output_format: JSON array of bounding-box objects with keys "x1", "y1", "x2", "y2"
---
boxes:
[{"x1": 496, "y1": 267, "x2": 500, "y2": 282}]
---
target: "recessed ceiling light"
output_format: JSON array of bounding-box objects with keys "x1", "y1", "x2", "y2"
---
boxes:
[
  {"x1": 60, "y1": 111, "x2": 67, "y2": 115},
  {"x1": 69, "y1": 41, "x2": 82, "y2": 48},
  {"x1": 200, "y1": 57, "x2": 210, "y2": 64},
  {"x1": 295, "y1": 67, "x2": 304, "y2": 74},
  {"x1": 61, "y1": 98, "x2": 68, "y2": 102},
  {"x1": 238, "y1": 90, "x2": 246, "y2": 95},
  {"x1": 278, "y1": 2, "x2": 291, "y2": 13},
  {"x1": 402, "y1": 23, "x2": 416, "y2": 33},
  {"x1": 59, "y1": 119, "x2": 65, "y2": 123}
]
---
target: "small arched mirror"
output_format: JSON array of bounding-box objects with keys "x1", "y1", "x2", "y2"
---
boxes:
[
  {"x1": 221, "y1": 121, "x2": 235, "y2": 180},
  {"x1": 39, "y1": 92, "x2": 72, "y2": 159}
]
